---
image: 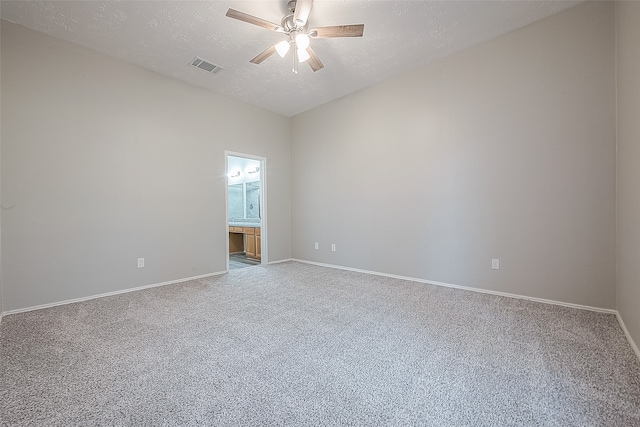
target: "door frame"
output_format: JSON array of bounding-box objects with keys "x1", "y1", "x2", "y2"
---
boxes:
[{"x1": 225, "y1": 151, "x2": 267, "y2": 271}]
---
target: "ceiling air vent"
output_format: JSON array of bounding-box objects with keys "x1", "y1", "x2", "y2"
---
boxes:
[{"x1": 191, "y1": 57, "x2": 222, "y2": 74}]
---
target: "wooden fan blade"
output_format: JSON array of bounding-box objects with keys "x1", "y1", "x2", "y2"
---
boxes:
[
  {"x1": 293, "y1": 0, "x2": 313, "y2": 26},
  {"x1": 310, "y1": 24, "x2": 364, "y2": 38},
  {"x1": 226, "y1": 9, "x2": 283, "y2": 32},
  {"x1": 306, "y1": 46, "x2": 324, "y2": 72},
  {"x1": 250, "y1": 45, "x2": 277, "y2": 64}
]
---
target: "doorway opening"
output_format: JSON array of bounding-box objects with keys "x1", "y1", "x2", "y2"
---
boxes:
[{"x1": 225, "y1": 152, "x2": 267, "y2": 270}]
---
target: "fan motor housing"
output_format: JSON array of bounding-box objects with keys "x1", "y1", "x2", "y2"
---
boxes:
[
  {"x1": 281, "y1": 15, "x2": 307, "y2": 33},
  {"x1": 282, "y1": 0, "x2": 309, "y2": 32}
]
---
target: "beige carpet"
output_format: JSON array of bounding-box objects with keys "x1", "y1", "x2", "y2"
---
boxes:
[{"x1": 1, "y1": 261, "x2": 639, "y2": 426}]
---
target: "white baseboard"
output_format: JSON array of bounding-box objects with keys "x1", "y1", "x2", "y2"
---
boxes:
[
  {"x1": 616, "y1": 312, "x2": 640, "y2": 361},
  {"x1": 291, "y1": 259, "x2": 640, "y2": 361},
  {"x1": 268, "y1": 258, "x2": 293, "y2": 265},
  {"x1": 3, "y1": 259, "x2": 638, "y2": 363},
  {"x1": 291, "y1": 259, "x2": 617, "y2": 314},
  {"x1": 1, "y1": 259, "x2": 293, "y2": 318},
  {"x1": 1, "y1": 270, "x2": 227, "y2": 317}
]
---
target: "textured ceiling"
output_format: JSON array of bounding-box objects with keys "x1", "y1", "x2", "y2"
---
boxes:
[{"x1": 0, "y1": 1, "x2": 581, "y2": 117}]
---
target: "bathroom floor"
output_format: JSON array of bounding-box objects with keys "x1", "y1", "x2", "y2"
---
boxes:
[{"x1": 229, "y1": 253, "x2": 261, "y2": 270}]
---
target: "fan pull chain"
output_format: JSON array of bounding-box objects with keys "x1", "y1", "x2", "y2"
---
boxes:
[{"x1": 293, "y1": 47, "x2": 298, "y2": 74}]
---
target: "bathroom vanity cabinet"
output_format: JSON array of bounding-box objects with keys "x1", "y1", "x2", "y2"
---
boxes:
[{"x1": 229, "y1": 226, "x2": 261, "y2": 260}]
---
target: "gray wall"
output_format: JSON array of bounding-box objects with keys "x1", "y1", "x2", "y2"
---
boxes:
[
  {"x1": 616, "y1": 2, "x2": 640, "y2": 350},
  {"x1": 0, "y1": 40, "x2": 3, "y2": 318},
  {"x1": 1, "y1": 2, "x2": 630, "y2": 325},
  {"x1": 291, "y1": 1, "x2": 616, "y2": 309},
  {"x1": 1, "y1": 21, "x2": 291, "y2": 312}
]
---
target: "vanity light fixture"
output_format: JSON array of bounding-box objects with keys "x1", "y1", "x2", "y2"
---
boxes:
[
  {"x1": 247, "y1": 166, "x2": 260, "y2": 174},
  {"x1": 228, "y1": 170, "x2": 241, "y2": 178}
]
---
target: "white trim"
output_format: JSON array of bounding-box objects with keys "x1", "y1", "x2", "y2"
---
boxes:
[
  {"x1": 291, "y1": 259, "x2": 640, "y2": 360},
  {"x1": 268, "y1": 258, "x2": 293, "y2": 265},
  {"x1": 2, "y1": 271, "x2": 226, "y2": 317},
  {"x1": 616, "y1": 312, "x2": 640, "y2": 361},
  {"x1": 2, "y1": 259, "x2": 638, "y2": 362},
  {"x1": 260, "y1": 157, "x2": 268, "y2": 265},
  {"x1": 225, "y1": 153, "x2": 230, "y2": 272},
  {"x1": 291, "y1": 259, "x2": 617, "y2": 314}
]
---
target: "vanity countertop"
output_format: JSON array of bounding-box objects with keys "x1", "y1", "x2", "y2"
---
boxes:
[{"x1": 229, "y1": 222, "x2": 261, "y2": 228}]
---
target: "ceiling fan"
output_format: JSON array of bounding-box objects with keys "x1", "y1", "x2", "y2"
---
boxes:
[{"x1": 226, "y1": 0, "x2": 364, "y2": 73}]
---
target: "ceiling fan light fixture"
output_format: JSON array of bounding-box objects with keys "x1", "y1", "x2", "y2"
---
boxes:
[
  {"x1": 295, "y1": 33, "x2": 310, "y2": 50},
  {"x1": 226, "y1": 0, "x2": 362, "y2": 73},
  {"x1": 275, "y1": 40, "x2": 290, "y2": 57},
  {"x1": 297, "y1": 48, "x2": 310, "y2": 63}
]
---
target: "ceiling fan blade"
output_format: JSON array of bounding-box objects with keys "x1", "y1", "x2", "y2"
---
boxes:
[
  {"x1": 250, "y1": 45, "x2": 277, "y2": 64},
  {"x1": 306, "y1": 46, "x2": 324, "y2": 72},
  {"x1": 293, "y1": 0, "x2": 313, "y2": 27},
  {"x1": 226, "y1": 9, "x2": 283, "y2": 32},
  {"x1": 310, "y1": 24, "x2": 364, "y2": 38}
]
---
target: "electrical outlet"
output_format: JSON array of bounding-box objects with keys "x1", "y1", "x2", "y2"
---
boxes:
[
  {"x1": 331, "y1": 244, "x2": 336, "y2": 252},
  {"x1": 138, "y1": 258, "x2": 145, "y2": 268},
  {"x1": 492, "y1": 259, "x2": 500, "y2": 270},
  {"x1": 315, "y1": 242, "x2": 319, "y2": 250}
]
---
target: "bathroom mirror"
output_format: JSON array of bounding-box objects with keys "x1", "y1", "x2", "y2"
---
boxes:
[
  {"x1": 228, "y1": 181, "x2": 260, "y2": 220},
  {"x1": 245, "y1": 182, "x2": 260, "y2": 219},
  {"x1": 228, "y1": 184, "x2": 244, "y2": 219}
]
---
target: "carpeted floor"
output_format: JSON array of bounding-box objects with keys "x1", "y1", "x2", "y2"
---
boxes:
[{"x1": 1, "y1": 261, "x2": 639, "y2": 426}]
